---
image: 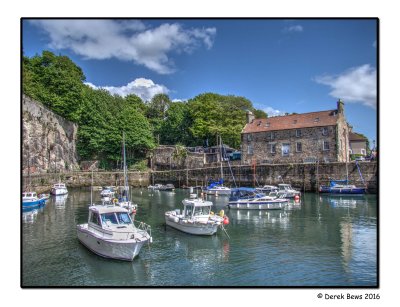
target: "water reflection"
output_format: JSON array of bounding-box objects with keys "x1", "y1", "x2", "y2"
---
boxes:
[
  {"x1": 54, "y1": 194, "x2": 68, "y2": 209},
  {"x1": 22, "y1": 206, "x2": 45, "y2": 224},
  {"x1": 231, "y1": 209, "x2": 291, "y2": 229},
  {"x1": 22, "y1": 188, "x2": 377, "y2": 287},
  {"x1": 320, "y1": 195, "x2": 368, "y2": 209}
]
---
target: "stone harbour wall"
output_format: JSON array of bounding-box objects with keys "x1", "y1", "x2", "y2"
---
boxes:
[{"x1": 22, "y1": 95, "x2": 79, "y2": 174}]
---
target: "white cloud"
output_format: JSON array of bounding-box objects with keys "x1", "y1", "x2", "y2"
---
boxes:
[
  {"x1": 283, "y1": 25, "x2": 304, "y2": 33},
  {"x1": 314, "y1": 64, "x2": 377, "y2": 109},
  {"x1": 31, "y1": 20, "x2": 216, "y2": 74},
  {"x1": 85, "y1": 78, "x2": 169, "y2": 102},
  {"x1": 263, "y1": 106, "x2": 284, "y2": 117}
]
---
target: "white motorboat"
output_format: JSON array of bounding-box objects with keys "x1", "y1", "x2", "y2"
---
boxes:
[
  {"x1": 276, "y1": 184, "x2": 301, "y2": 198},
  {"x1": 227, "y1": 195, "x2": 288, "y2": 210},
  {"x1": 50, "y1": 183, "x2": 68, "y2": 195},
  {"x1": 148, "y1": 184, "x2": 164, "y2": 190},
  {"x1": 165, "y1": 194, "x2": 229, "y2": 235},
  {"x1": 205, "y1": 185, "x2": 231, "y2": 196},
  {"x1": 77, "y1": 205, "x2": 152, "y2": 261},
  {"x1": 255, "y1": 185, "x2": 278, "y2": 194}
]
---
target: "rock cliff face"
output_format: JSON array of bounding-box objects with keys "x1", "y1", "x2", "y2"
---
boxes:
[{"x1": 22, "y1": 95, "x2": 79, "y2": 174}]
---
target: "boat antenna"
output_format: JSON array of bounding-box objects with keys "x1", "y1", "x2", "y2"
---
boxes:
[
  {"x1": 90, "y1": 168, "x2": 93, "y2": 206},
  {"x1": 123, "y1": 132, "x2": 129, "y2": 202}
]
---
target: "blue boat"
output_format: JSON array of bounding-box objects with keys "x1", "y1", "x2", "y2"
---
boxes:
[
  {"x1": 319, "y1": 179, "x2": 366, "y2": 195},
  {"x1": 22, "y1": 191, "x2": 47, "y2": 210}
]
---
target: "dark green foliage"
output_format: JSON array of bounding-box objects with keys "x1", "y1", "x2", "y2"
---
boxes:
[
  {"x1": 187, "y1": 93, "x2": 252, "y2": 148},
  {"x1": 23, "y1": 51, "x2": 85, "y2": 122},
  {"x1": 23, "y1": 52, "x2": 155, "y2": 169},
  {"x1": 23, "y1": 51, "x2": 267, "y2": 167}
]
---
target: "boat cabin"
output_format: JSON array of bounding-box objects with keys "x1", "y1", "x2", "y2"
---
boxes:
[
  {"x1": 278, "y1": 184, "x2": 294, "y2": 191},
  {"x1": 181, "y1": 197, "x2": 213, "y2": 222},
  {"x1": 229, "y1": 188, "x2": 257, "y2": 201},
  {"x1": 53, "y1": 183, "x2": 66, "y2": 189},
  {"x1": 88, "y1": 206, "x2": 133, "y2": 231},
  {"x1": 23, "y1": 192, "x2": 38, "y2": 199}
]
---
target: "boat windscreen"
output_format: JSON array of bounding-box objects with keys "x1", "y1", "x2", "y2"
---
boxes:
[
  {"x1": 193, "y1": 206, "x2": 211, "y2": 216},
  {"x1": 116, "y1": 212, "x2": 132, "y2": 224},
  {"x1": 101, "y1": 213, "x2": 119, "y2": 225}
]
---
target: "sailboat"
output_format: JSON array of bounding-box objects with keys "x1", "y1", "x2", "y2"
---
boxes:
[
  {"x1": 319, "y1": 155, "x2": 367, "y2": 195},
  {"x1": 117, "y1": 133, "x2": 138, "y2": 214},
  {"x1": 204, "y1": 135, "x2": 231, "y2": 196}
]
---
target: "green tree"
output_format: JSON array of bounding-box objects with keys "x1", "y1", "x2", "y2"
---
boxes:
[
  {"x1": 253, "y1": 109, "x2": 268, "y2": 119},
  {"x1": 187, "y1": 93, "x2": 250, "y2": 148},
  {"x1": 160, "y1": 101, "x2": 193, "y2": 145},
  {"x1": 23, "y1": 51, "x2": 86, "y2": 122}
]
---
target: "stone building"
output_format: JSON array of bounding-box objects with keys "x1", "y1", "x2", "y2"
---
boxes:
[
  {"x1": 241, "y1": 100, "x2": 350, "y2": 164},
  {"x1": 349, "y1": 131, "x2": 368, "y2": 156}
]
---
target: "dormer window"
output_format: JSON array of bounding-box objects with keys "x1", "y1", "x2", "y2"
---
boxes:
[
  {"x1": 265, "y1": 122, "x2": 270, "y2": 128},
  {"x1": 314, "y1": 117, "x2": 320, "y2": 123},
  {"x1": 257, "y1": 121, "x2": 261, "y2": 126}
]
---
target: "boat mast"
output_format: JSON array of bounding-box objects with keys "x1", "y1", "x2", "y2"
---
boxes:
[
  {"x1": 123, "y1": 132, "x2": 129, "y2": 201},
  {"x1": 90, "y1": 168, "x2": 93, "y2": 206},
  {"x1": 219, "y1": 135, "x2": 223, "y2": 181}
]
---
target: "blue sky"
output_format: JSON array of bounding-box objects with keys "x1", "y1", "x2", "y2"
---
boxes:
[{"x1": 22, "y1": 18, "x2": 377, "y2": 145}]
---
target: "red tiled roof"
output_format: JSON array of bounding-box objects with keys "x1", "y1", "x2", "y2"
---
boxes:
[
  {"x1": 349, "y1": 132, "x2": 367, "y2": 142},
  {"x1": 242, "y1": 110, "x2": 339, "y2": 133}
]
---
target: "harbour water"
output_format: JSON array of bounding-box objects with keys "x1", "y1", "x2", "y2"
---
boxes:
[{"x1": 22, "y1": 188, "x2": 377, "y2": 287}]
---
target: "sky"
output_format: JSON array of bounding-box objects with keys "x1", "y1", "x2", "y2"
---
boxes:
[{"x1": 22, "y1": 18, "x2": 378, "y2": 146}]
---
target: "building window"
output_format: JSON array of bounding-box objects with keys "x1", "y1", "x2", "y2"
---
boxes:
[
  {"x1": 282, "y1": 143, "x2": 290, "y2": 157},
  {"x1": 296, "y1": 129, "x2": 301, "y2": 137},
  {"x1": 296, "y1": 142, "x2": 302, "y2": 152},
  {"x1": 247, "y1": 145, "x2": 254, "y2": 155},
  {"x1": 361, "y1": 149, "x2": 366, "y2": 155},
  {"x1": 265, "y1": 122, "x2": 270, "y2": 128},
  {"x1": 270, "y1": 143, "x2": 276, "y2": 154},
  {"x1": 322, "y1": 127, "x2": 328, "y2": 135},
  {"x1": 247, "y1": 134, "x2": 252, "y2": 142},
  {"x1": 323, "y1": 141, "x2": 330, "y2": 151}
]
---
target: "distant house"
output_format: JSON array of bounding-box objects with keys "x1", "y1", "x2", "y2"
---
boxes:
[
  {"x1": 349, "y1": 131, "x2": 368, "y2": 156},
  {"x1": 241, "y1": 100, "x2": 350, "y2": 164}
]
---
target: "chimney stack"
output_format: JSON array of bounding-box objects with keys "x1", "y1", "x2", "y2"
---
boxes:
[
  {"x1": 337, "y1": 99, "x2": 344, "y2": 114},
  {"x1": 246, "y1": 110, "x2": 255, "y2": 124}
]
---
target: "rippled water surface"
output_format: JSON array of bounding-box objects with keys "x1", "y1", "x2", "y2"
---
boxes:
[{"x1": 22, "y1": 188, "x2": 377, "y2": 287}]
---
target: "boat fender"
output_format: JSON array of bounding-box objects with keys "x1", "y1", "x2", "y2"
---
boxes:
[
  {"x1": 210, "y1": 211, "x2": 214, "y2": 216},
  {"x1": 219, "y1": 210, "x2": 224, "y2": 217},
  {"x1": 223, "y1": 216, "x2": 229, "y2": 225},
  {"x1": 294, "y1": 195, "x2": 300, "y2": 202}
]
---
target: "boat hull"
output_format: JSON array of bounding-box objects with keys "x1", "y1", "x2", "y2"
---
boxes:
[
  {"x1": 76, "y1": 225, "x2": 147, "y2": 261},
  {"x1": 227, "y1": 199, "x2": 288, "y2": 210},
  {"x1": 22, "y1": 198, "x2": 46, "y2": 210},
  {"x1": 206, "y1": 189, "x2": 231, "y2": 195},
  {"x1": 51, "y1": 188, "x2": 68, "y2": 196},
  {"x1": 319, "y1": 186, "x2": 366, "y2": 195},
  {"x1": 165, "y1": 218, "x2": 219, "y2": 235}
]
